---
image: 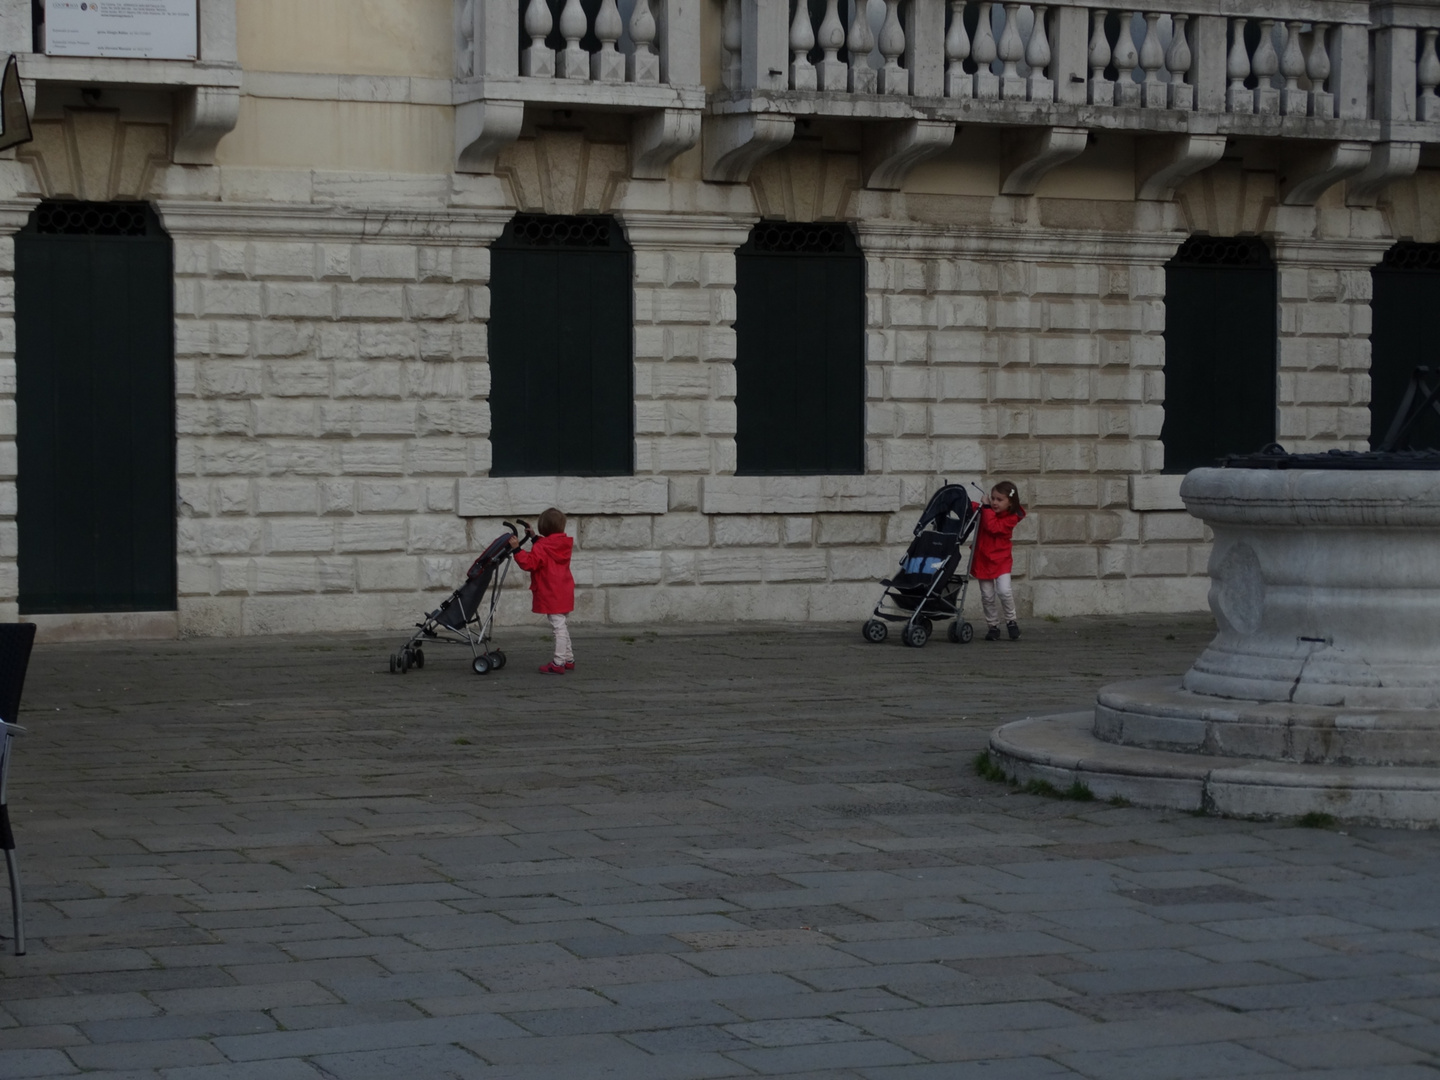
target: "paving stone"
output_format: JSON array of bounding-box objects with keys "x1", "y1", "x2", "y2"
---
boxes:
[{"x1": 6, "y1": 621, "x2": 1440, "y2": 1078}]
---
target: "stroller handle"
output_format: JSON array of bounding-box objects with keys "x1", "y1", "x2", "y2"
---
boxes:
[{"x1": 507, "y1": 519, "x2": 534, "y2": 543}]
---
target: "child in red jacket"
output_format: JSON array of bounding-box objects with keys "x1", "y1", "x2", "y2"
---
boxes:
[
  {"x1": 508, "y1": 507, "x2": 576, "y2": 674},
  {"x1": 972, "y1": 481, "x2": 1026, "y2": 641}
]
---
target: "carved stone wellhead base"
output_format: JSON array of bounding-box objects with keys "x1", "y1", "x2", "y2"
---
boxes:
[{"x1": 990, "y1": 466, "x2": 1440, "y2": 828}]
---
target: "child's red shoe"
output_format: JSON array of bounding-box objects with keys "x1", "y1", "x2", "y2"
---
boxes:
[
  {"x1": 564, "y1": 661, "x2": 575, "y2": 670},
  {"x1": 539, "y1": 662, "x2": 566, "y2": 674}
]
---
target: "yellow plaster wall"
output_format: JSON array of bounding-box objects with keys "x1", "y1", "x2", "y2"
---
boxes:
[
  {"x1": 237, "y1": 0, "x2": 453, "y2": 76},
  {"x1": 216, "y1": 98, "x2": 453, "y2": 173}
]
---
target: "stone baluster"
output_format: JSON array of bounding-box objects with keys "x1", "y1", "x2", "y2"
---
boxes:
[
  {"x1": 1279, "y1": 20, "x2": 1307, "y2": 114},
  {"x1": 521, "y1": 0, "x2": 555, "y2": 77},
  {"x1": 1252, "y1": 18, "x2": 1280, "y2": 114},
  {"x1": 1026, "y1": 5, "x2": 1053, "y2": 102},
  {"x1": 1088, "y1": 8, "x2": 1113, "y2": 104},
  {"x1": 790, "y1": 0, "x2": 817, "y2": 88},
  {"x1": 997, "y1": 2, "x2": 1025, "y2": 98},
  {"x1": 591, "y1": 0, "x2": 626, "y2": 81},
  {"x1": 1138, "y1": 11, "x2": 1164, "y2": 107},
  {"x1": 848, "y1": 0, "x2": 879, "y2": 93},
  {"x1": 973, "y1": 2, "x2": 999, "y2": 97},
  {"x1": 558, "y1": 0, "x2": 590, "y2": 78},
  {"x1": 1419, "y1": 28, "x2": 1440, "y2": 121},
  {"x1": 878, "y1": 0, "x2": 908, "y2": 93},
  {"x1": 1305, "y1": 23, "x2": 1333, "y2": 118},
  {"x1": 628, "y1": 0, "x2": 660, "y2": 82},
  {"x1": 945, "y1": 0, "x2": 972, "y2": 97},
  {"x1": 816, "y1": 0, "x2": 848, "y2": 89},
  {"x1": 1112, "y1": 11, "x2": 1140, "y2": 106},
  {"x1": 722, "y1": 0, "x2": 742, "y2": 89},
  {"x1": 458, "y1": 0, "x2": 476, "y2": 77},
  {"x1": 1166, "y1": 13, "x2": 1192, "y2": 109},
  {"x1": 1227, "y1": 17, "x2": 1252, "y2": 113}
]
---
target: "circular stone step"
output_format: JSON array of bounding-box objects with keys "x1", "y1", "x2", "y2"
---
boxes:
[{"x1": 989, "y1": 712, "x2": 1440, "y2": 828}]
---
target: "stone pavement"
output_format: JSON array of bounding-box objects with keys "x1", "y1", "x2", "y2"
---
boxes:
[{"x1": 2, "y1": 616, "x2": 1439, "y2": 1080}]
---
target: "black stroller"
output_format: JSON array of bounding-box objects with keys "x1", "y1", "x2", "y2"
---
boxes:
[
  {"x1": 862, "y1": 484, "x2": 980, "y2": 648},
  {"x1": 389, "y1": 519, "x2": 529, "y2": 676}
]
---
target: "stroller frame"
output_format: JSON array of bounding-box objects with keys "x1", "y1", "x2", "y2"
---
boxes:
[
  {"x1": 390, "y1": 519, "x2": 529, "y2": 676},
  {"x1": 862, "y1": 483, "x2": 980, "y2": 648}
]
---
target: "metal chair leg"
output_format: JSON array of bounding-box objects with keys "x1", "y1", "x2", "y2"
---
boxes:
[{"x1": 4, "y1": 845, "x2": 22, "y2": 956}]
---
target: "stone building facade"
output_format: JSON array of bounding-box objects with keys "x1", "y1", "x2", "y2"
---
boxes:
[{"x1": 4, "y1": 0, "x2": 1439, "y2": 638}]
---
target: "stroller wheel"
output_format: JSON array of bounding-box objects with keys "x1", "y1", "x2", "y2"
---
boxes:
[
  {"x1": 489, "y1": 650, "x2": 506, "y2": 670},
  {"x1": 959, "y1": 621, "x2": 974, "y2": 644},
  {"x1": 902, "y1": 620, "x2": 931, "y2": 648},
  {"x1": 389, "y1": 652, "x2": 399, "y2": 674},
  {"x1": 862, "y1": 619, "x2": 888, "y2": 643},
  {"x1": 472, "y1": 655, "x2": 492, "y2": 676},
  {"x1": 413, "y1": 649, "x2": 425, "y2": 669}
]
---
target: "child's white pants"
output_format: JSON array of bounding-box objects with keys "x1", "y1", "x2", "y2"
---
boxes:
[
  {"x1": 978, "y1": 574, "x2": 1016, "y2": 628},
  {"x1": 547, "y1": 613, "x2": 574, "y2": 665}
]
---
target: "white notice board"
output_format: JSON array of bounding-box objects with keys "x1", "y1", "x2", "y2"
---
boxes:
[{"x1": 45, "y1": 1, "x2": 199, "y2": 61}]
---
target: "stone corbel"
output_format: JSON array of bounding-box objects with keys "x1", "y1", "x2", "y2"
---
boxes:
[
  {"x1": 1346, "y1": 141, "x2": 1422, "y2": 208},
  {"x1": 1000, "y1": 126, "x2": 1088, "y2": 196},
  {"x1": 702, "y1": 113, "x2": 795, "y2": 184},
  {"x1": 455, "y1": 98, "x2": 525, "y2": 174},
  {"x1": 172, "y1": 86, "x2": 240, "y2": 166},
  {"x1": 862, "y1": 119, "x2": 956, "y2": 191},
  {"x1": 1135, "y1": 134, "x2": 1227, "y2": 201},
  {"x1": 631, "y1": 109, "x2": 702, "y2": 180},
  {"x1": 1278, "y1": 141, "x2": 1372, "y2": 207}
]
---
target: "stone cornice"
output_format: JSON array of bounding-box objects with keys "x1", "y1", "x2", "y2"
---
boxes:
[
  {"x1": 619, "y1": 211, "x2": 758, "y2": 250},
  {"x1": 854, "y1": 221, "x2": 1188, "y2": 263},
  {"x1": 1270, "y1": 236, "x2": 1397, "y2": 267},
  {"x1": 157, "y1": 202, "x2": 514, "y2": 244}
]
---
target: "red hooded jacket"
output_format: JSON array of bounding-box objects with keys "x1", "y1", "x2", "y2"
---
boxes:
[
  {"x1": 971, "y1": 504, "x2": 1025, "y2": 580},
  {"x1": 513, "y1": 533, "x2": 575, "y2": 614}
]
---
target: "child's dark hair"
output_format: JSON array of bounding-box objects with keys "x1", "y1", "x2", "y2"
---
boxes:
[
  {"x1": 992, "y1": 481, "x2": 1023, "y2": 515},
  {"x1": 536, "y1": 507, "x2": 567, "y2": 536}
]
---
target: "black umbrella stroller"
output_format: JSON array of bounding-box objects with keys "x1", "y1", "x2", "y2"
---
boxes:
[
  {"x1": 862, "y1": 484, "x2": 981, "y2": 648},
  {"x1": 389, "y1": 519, "x2": 530, "y2": 676}
]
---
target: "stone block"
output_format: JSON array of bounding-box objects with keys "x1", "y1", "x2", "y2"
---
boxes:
[
  {"x1": 408, "y1": 515, "x2": 468, "y2": 553},
  {"x1": 816, "y1": 514, "x2": 884, "y2": 546},
  {"x1": 650, "y1": 364, "x2": 711, "y2": 399},
  {"x1": 458, "y1": 476, "x2": 669, "y2": 517},
  {"x1": 354, "y1": 246, "x2": 419, "y2": 282},
  {"x1": 200, "y1": 281, "x2": 264, "y2": 318},
  {"x1": 1040, "y1": 442, "x2": 1096, "y2": 473},
  {"x1": 714, "y1": 515, "x2": 782, "y2": 547},
  {"x1": 319, "y1": 557, "x2": 358, "y2": 592},
  {"x1": 335, "y1": 362, "x2": 404, "y2": 399},
  {"x1": 696, "y1": 550, "x2": 764, "y2": 583},
  {"x1": 405, "y1": 285, "x2": 466, "y2": 320},
  {"x1": 252, "y1": 557, "x2": 320, "y2": 595},
  {"x1": 764, "y1": 551, "x2": 828, "y2": 582},
  {"x1": 929, "y1": 404, "x2": 987, "y2": 437},
  {"x1": 266, "y1": 441, "x2": 340, "y2": 475},
  {"x1": 266, "y1": 520, "x2": 336, "y2": 554},
  {"x1": 1135, "y1": 544, "x2": 1190, "y2": 576},
  {"x1": 339, "y1": 520, "x2": 408, "y2": 553},
  {"x1": 257, "y1": 482, "x2": 319, "y2": 515},
  {"x1": 197, "y1": 521, "x2": 263, "y2": 556},
  {"x1": 319, "y1": 480, "x2": 356, "y2": 515},
  {"x1": 359, "y1": 324, "x2": 419, "y2": 360},
  {"x1": 581, "y1": 516, "x2": 654, "y2": 549},
  {"x1": 1030, "y1": 477, "x2": 1100, "y2": 508},
  {"x1": 357, "y1": 555, "x2": 419, "y2": 591},
  {"x1": 1140, "y1": 511, "x2": 1207, "y2": 542},
  {"x1": 700, "y1": 476, "x2": 903, "y2": 515},
  {"x1": 197, "y1": 441, "x2": 267, "y2": 476},
  {"x1": 359, "y1": 482, "x2": 421, "y2": 514},
  {"x1": 254, "y1": 323, "x2": 316, "y2": 358},
  {"x1": 1128, "y1": 474, "x2": 1185, "y2": 511},
  {"x1": 251, "y1": 242, "x2": 318, "y2": 280},
  {"x1": 993, "y1": 298, "x2": 1039, "y2": 330},
  {"x1": 198, "y1": 361, "x2": 262, "y2": 399},
  {"x1": 209, "y1": 240, "x2": 247, "y2": 277},
  {"x1": 1032, "y1": 546, "x2": 1098, "y2": 578},
  {"x1": 408, "y1": 440, "x2": 468, "y2": 476},
  {"x1": 1038, "y1": 513, "x2": 1089, "y2": 543},
  {"x1": 652, "y1": 439, "x2": 715, "y2": 473},
  {"x1": 655, "y1": 513, "x2": 711, "y2": 548},
  {"x1": 593, "y1": 552, "x2": 663, "y2": 586},
  {"x1": 338, "y1": 285, "x2": 406, "y2": 320},
  {"x1": 265, "y1": 361, "x2": 330, "y2": 398}
]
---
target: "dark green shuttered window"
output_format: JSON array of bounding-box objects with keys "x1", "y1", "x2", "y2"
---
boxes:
[
  {"x1": 1161, "y1": 236, "x2": 1277, "y2": 473},
  {"x1": 1370, "y1": 243, "x2": 1440, "y2": 450},
  {"x1": 488, "y1": 214, "x2": 634, "y2": 477},
  {"x1": 16, "y1": 202, "x2": 176, "y2": 614},
  {"x1": 734, "y1": 221, "x2": 865, "y2": 475}
]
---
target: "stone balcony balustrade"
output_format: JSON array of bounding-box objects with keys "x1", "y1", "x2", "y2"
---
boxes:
[
  {"x1": 705, "y1": 0, "x2": 1440, "y2": 202},
  {"x1": 454, "y1": 0, "x2": 707, "y2": 177}
]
